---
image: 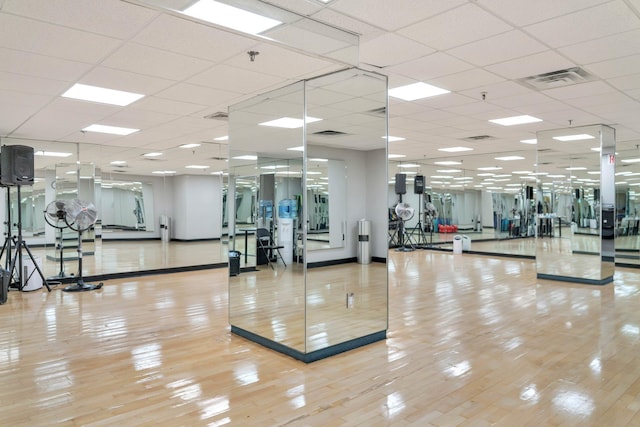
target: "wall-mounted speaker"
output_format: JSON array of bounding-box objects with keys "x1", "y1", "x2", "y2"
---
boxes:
[
  {"x1": 395, "y1": 173, "x2": 406, "y2": 195},
  {"x1": 526, "y1": 186, "x2": 534, "y2": 200},
  {"x1": 414, "y1": 175, "x2": 425, "y2": 194},
  {"x1": 0, "y1": 145, "x2": 34, "y2": 186}
]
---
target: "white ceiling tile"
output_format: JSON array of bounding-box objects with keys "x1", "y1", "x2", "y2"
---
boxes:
[
  {"x1": 0, "y1": 71, "x2": 69, "y2": 96},
  {"x1": 486, "y1": 51, "x2": 576, "y2": 80},
  {"x1": 102, "y1": 43, "x2": 214, "y2": 81},
  {"x1": 479, "y1": 0, "x2": 612, "y2": 26},
  {"x1": 584, "y1": 54, "x2": 640, "y2": 80},
  {"x1": 398, "y1": 3, "x2": 513, "y2": 50},
  {"x1": 564, "y1": 91, "x2": 637, "y2": 109},
  {"x1": 459, "y1": 81, "x2": 532, "y2": 101},
  {"x1": 524, "y1": 2, "x2": 640, "y2": 48},
  {"x1": 413, "y1": 93, "x2": 477, "y2": 110},
  {"x1": 156, "y1": 82, "x2": 240, "y2": 107},
  {"x1": 133, "y1": 14, "x2": 256, "y2": 62},
  {"x1": 490, "y1": 92, "x2": 561, "y2": 109},
  {"x1": 258, "y1": 0, "x2": 323, "y2": 15},
  {"x1": 0, "y1": 48, "x2": 91, "y2": 82},
  {"x1": 3, "y1": 0, "x2": 158, "y2": 39},
  {"x1": 542, "y1": 81, "x2": 616, "y2": 100},
  {"x1": 447, "y1": 30, "x2": 547, "y2": 67},
  {"x1": 558, "y1": 29, "x2": 640, "y2": 64},
  {"x1": 134, "y1": 96, "x2": 209, "y2": 116},
  {"x1": 188, "y1": 64, "x2": 283, "y2": 95},
  {"x1": 331, "y1": 0, "x2": 466, "y2": 31},
  {"x1": 431, "y1": 69, "x2": 505, "y2": 92},
  {"x1": 386, "y1": 52, "x2": 474, "y2": 82},
  {"x1": 608, "y1": 73, "x2": 640, "y2": 90},
  {"x1": 359, "y1": 33, "x2": 435, "y2": 68},
  {"x1": 311, "y1": 9, "x2": 385, "y2": 42},
  {"x1": 0, "y1": 14, "x2": 121, "y2": 63}
]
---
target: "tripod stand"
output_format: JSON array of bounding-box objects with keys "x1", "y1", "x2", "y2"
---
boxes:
[
  {"x1": 0, "y1": 187, "x2": 13, "y2": 272},
  {"x1": 394, "y1": 195, "x2": 416, "y2": 252},
  {"x1": 409, "y1": 192, "x2": 427, "y2": 247},
  {"x1": 6, "y1": 186, "x2": 51, "y2": 292}
]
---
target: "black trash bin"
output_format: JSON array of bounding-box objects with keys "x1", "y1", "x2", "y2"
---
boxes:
[{"x1": 228, "y1": 250, "x2": 241, "y2": 277}]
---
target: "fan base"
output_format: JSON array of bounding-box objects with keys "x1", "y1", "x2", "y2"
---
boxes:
[{"x1": 63, "y1": 282, "x2": 103, "y2": 292}]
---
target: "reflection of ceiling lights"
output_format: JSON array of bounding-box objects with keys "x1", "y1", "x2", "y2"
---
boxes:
[
  {"x1": 437, "y1": 169, "x2": 461, "y2": 173},
  {"x1": 438, "y1": 146, "x2": 473, "y2": 153},
  {"x1": 621, "y1": 158, "x2": 640, "y2": 163},
  {"x1": 398, "y1": 163, "x2": 420, "y2": 168},
  {"x1": 512, "y1": 170, "x2": 532, "y2": 174},
  {"x1": 35, "y1": 151, "x2": 72, "y2": 157},
  {"x1": 186, "y1": 165, "x2": 209, "y2": 169},
  {"x1": 62, "y1": 83, "x2": 144, "y2": 106},
  {"x1": 182, "y1": 0, "x2": 282, "y2": 35},
  {"x1": 180, "y1": 143, "x2": 201, "y2": 149},
  {"x1": 552, "y1": 134, "x2": 595, "y2": 141},
  {"x1": 287, "y1": 146, "x2": 304, "y2": 152},
  {"x1": 276, "y1": 171, "x2": 301, "y2": 175},
  {"x1": 143, "y1": 152, "x2": 163, "y2": 157},
  {"x1": 489, "y1": 115, "x2": 542, "y2": 126},
  {"x1": 110, "y1": 160, "x2": 127, "y2": 165},
  {"x1": 83, "y1": 124, "x2": 139, "y2": 135},
  {"x1": 309, "y1": 158, "x2": 328, "y2": 162},
  {"x1": 435, "y1": 161, "x2": 462, "y2": 166},
  {"x1": 260, "y1": 165, "x2": 288, "y2": 169},
  {"x1": 232, "y1": 155, "x2": 258, "y2": 160},
  {"x1": 520, "y1": 138, "x2": 537, "y2": 144},
  {"x1": 495, "y1": 156, "x2": 525, "y2": 161},
  {"x1": 388, "y1": 154, "x2": 406, "y2": 159},
  {"x1": 152, "y1": 170, "x2": 176, "y2": 174},
  {"x1": 386, "y1": 136, "x2": 405, "y2": 142},
  {"x1": 214, "y1": 136, "x2": 229, "y2": 141},
  {"x1": 566, "y1": 166, "x2": 587, "y2": 170},
  {"x1": 389, "y1": 82, "x2": 450, "y2": 101},
  {"x1": 259, "y1": 116, "x2": 322, "y2": 129},
  {"x1": 478, "y1": 166, "x2": 502, "y2": 171}
]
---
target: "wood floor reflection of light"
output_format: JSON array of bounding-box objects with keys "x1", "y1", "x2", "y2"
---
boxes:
[{"x1": 2, "y1": 251, "x2": 640, "y2": 425}]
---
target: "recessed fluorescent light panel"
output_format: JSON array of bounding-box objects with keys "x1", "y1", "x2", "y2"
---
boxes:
[
  {"x1": 386, "y1": 136, "x2": 406, "y2": 142},
  {"x1": 552, "y1": 134, "x2": 595, "y2": 142},
  {"x1": 309, "y1": 158, "x2": 328, "y2": 162},
  {"x1": 489, "y1": 115, "x2": 542, "y2": 126},
  {"x1": 180, "y1": 143, "x2": 201, "y2": 149},
  {"x1": 62, "y1": 83, "x2": 144, "y2": 106},
  {"x1": 287, "y1": 146, "x2": 304, "y2": 152},
  {"x1": 495, "y1": 156, "x2": 525, "y2": 161},
  {"x1": 398, "y1": 163, "x2": 420, "y2": 168},
  {"x1": 434, "y1": 161, "x2": 462, "y2": 166},
  {"x1": 232, "y1": 155, "x2": 258, "y2": 160},
  {"x1": 259, "y1": 116, "x2": 321, "y2": 128},
  {"x1": 388, "y1": 154, "x2": 406, "y2": 159},
  {"x1": 438, "y1": 146, "x2": 473, "y2": 153},
  {"x1": 143, "y1": 152, "x2": 163, "y2": 157},
  {"x1": 214, "y1": 136, "x2": 229, "y2": 141},
  {"x1": 83, "y1": 124, "x2": 139, "y2": 136},
  {"x1": 186, "y1": 165, "x2": 209, "y2": 169},
  {"x1": 110, "y1": 160, "x2": 127, "y2": 165},
  {"x1": 182, "y1": 0, "x2": 282, "y2": 35},
  {"x1": 478, "y1": 166, "x2": 502, "y2": 171},
  {"x1": 622, "y1": 158, "x2": 640, "y2": 163},
  {"x1": 389, "y1": 82, "x2": 450, "y2": 101},
  {"x1": 520, "y1": 139, "x2": 537, "y2": 144},
  {"x1": 35, "y1": 151, "x2": 72, "y2": 158},
  {"x1": 152, "y1": 170, "x2": 176, "y2": 175},
  {"x1": 566, "y1": 166, "x2": 587, "y2": 170}
]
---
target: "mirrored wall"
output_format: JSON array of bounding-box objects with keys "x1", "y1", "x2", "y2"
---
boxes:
[{"x1": 228, "y1": 68, "x2": 388, "y2": 362}]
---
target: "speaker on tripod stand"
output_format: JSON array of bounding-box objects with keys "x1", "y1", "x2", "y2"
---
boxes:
[{"x1": 410, "y1": 175, "x2": 427, "y2": 247}]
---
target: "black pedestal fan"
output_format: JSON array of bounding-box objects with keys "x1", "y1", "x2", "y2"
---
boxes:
[
  {"x1": 61, "y1": 199, "x2": 103, "y2": 292},
  {"x1": 44, "y1": 200, "x2": 71, "y2": 280}
]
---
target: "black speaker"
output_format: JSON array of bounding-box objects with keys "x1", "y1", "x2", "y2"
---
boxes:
[
  {"x1": 575, "y1": 188, "x2": 580, "y2": 199},
  {"x1": 0, "y1": 145, "x2": 34, "y2": 186},
  {"x1": 526, "y1": 186, "x2": 534, "y2": 200},
  {"x1": 395, "y1": 173, "x2": 406, "y2": 195},
  {"x1": 594, "y1": 188, "x2": 600, "y2": 200},
  {"x1": 414, "y1": 175, "x2": 425, "y2": 194}
]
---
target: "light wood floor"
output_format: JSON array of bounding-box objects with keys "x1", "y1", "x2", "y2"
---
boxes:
[{"x1": 2, "y1": 251, "x2": 640, "y2": 426}]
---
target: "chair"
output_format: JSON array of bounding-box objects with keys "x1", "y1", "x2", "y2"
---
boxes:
[{"x1": 256, "y1": 228, "x2": 286, "y2": 269}]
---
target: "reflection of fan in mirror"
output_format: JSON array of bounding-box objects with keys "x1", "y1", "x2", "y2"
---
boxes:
[
  {"x1": 395, "y1": 202, "x2": 414, "y2": 221},
  {"x1": 62, "y1": 199, "x2": 102, "y2": 292},
  {"x1": 44, "y1": 200, "x2": 73, "y2": 280}
]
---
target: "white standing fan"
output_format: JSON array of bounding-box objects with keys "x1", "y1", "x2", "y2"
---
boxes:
[
  {"x1": 394, "y1": 202, "x2": 415, "y2": 251},
  {"x1": 62, "y1": 199, "x2": 103, "y2": 292},
  {"x1": 44, "y1": 199, "x2": 72, "y2": 279}
]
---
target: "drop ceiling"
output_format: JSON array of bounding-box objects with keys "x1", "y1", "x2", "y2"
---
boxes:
[{"x1": 1, "y1": 0, "x2": 640, "y2": 190}]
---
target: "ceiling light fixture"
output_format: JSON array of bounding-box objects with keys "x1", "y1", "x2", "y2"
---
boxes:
[
  {"x1": 35, "y1": 151, "x2": 73, "y2": 158},
  {"x1": 287, "y1": 146, "x2": 304, "y2": 152},
  {"x1": 478, "y1": 166, "x2": 502, "y2": 171},
  {"x1": 83, "y1": 124, "x2": 139, "y2": 136},
  {"x1": 259, "y1": 116, "x2": 322, "y2": 129},
  {"x1": 437, "y1": 169, "x2": 461, "y2": 173},
  {"x1": 182, "y1": 0, "x2": 282, "y2": 35},
  {"x1": 110, "y1": 160, "x2": 127, "y2": 165},
  {"x1": 552, "y1": 134, "x2": 595, "y2": 142},
  {"x1": 62, "y1": 83, "x2": 144, "y2": 106},
  {"x1": 565, "y1": 166, "x2": 587, "y2": 170},
  {"x1": 398, "y1": 163, "x2": 420, "y2": 168},
  {"x1": 489, "y1": 115, "x2": 542, "y2": 126},
  {"x1": 232, "y1": 155, "x2": 258, "y2": 160},
  {"x1": 495, "y1": 156, "x2": 525, "y2": 161},
  {"x1": 143, "y1": 152, "x2": 163, "y2": 157},
  {"x1": 388, "y1": 154, "x2": 406, "y2": 159},
  {"x1": 622, "y1": 158, "x2": 640, "y2": 163},
  {"x1": 309, "y1": 158, "x2": 328, "y2": 162},
  {"x1": 152, "y1": 170, "x2": 176, "y2": 174},
  {"x1": 520, "y1": 138, "x2": 537, "y2": 144},
  {"x1": 434, "y1": 161, "x2": 462, "y2": 166},
  {"x1": 386, "y1": 136, "x2": 406, "y2": 142},
  {"x1": 438, "y1": 146, "x2": 473, "y2": 153},
  {"x1": 180, "y1": 143, "x2": 201, "y2": 149},
  {"x1": 214, "y1": 136, "x2": 229, "y2": 141},
  {"x1": 185, "y1": 165, "x2": 209, "y2": 169},
  {"x1": 389, "y1": 82, "x2": 450, "y2": 101}
]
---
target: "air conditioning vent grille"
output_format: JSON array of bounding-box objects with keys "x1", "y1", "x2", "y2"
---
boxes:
[
  {"x1": 204, "y1": 112, "x2": 229, "y2": 120},
  {"x1": 313, "y1": 130, "x2": 347, "y2": 136},
  {"x1": 518, "y1": 67, "x2": 595, "y2": 90},
  {"x1": 463, "y1": 135, "x2": 494, "y2": 141}
]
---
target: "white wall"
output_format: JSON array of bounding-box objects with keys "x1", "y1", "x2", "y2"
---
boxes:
[{"x1": 173, "y1": 175, "x2": 222, "y2": 240}]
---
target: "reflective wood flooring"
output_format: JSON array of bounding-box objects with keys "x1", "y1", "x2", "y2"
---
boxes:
[{"x1": 2, "y1": 251, "x2": 640, "y2": 425}]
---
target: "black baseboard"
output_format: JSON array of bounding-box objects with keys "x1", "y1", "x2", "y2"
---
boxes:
[
  {"x1": 231, "y1": 325, "x2": 386, "y2": 363},
  {"x1": 307, "y1": 257, "x2": 357, "y2": 269},
  {"x1": 537, "y1": 273, "x2": 613, "y2": 285}
]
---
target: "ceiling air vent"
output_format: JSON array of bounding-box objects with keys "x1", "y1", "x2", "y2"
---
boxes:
[
  {"x1": 463, "y1": 135, "x2": 494, "y2": 141},
  {"x1": 518, "y1": 67, "x2": 595, "y2": 90},
  {"x1": 312, "y1": 130, "x2": 347, "y2": 136},
  {"x1": 203, "y1": 112, "x2": 229, "y2": 120},
  {"x1": 210, "y1": 156, "x2": 227, "y2": 161},
  {"x1": 367, "y1": 106, "x2": 386, "y2": 115}
]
